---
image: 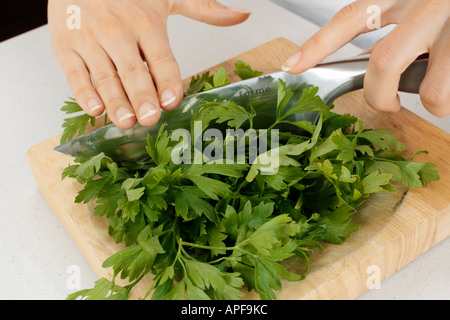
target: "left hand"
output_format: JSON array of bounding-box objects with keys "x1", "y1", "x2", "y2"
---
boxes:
[
  {"x1": 48, "y1": 0, "x2": 250, "y2": 129},
  {"x1": 281, "y1": 0, "x2": 450, "y2": 118}
]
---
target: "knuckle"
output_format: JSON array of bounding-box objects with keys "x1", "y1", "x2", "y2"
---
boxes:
[
  {"x1": 134, "y1": 9, "x2": 159, "y2": 30},
  {"x1": 94, "y1": 70, "x2": 119, "y2": 84},
  {"x1": 52, "y1": 47, "x2": 68, "y2": 65},
  {"x1": 51, "y1": 40, "x2": 73, "y2": 64},
  {"x1": 101, "y1": 12, "x2": 120, "y2": 29},
  {"x1": 120, "y1": 61, "x2": 146, "y2": 75},
  {"x1": 100, "y1": 13, "x2": 126, "y2": 38},
  {"x1": 369, "y1": 46, "x2": 396, "y2": 74},
  {"x1": 80, "y1": 28, "x2": 96, "y2": 44},
  {"x1": 419, "y1": 83, "x2": 445, "y2": 111},
  {"x1": 308, "y1": 33, "x2": 328, "y2": 50},
  {"x1": 148, "y1": 50, "x2": 175, "y2": 66},
  {"x1": 65, "y1": 65, "x2": 85, "y2": 79}
]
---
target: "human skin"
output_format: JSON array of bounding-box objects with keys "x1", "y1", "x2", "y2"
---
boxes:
[
  {"x1": 48, "y1": 0, "x2": 250, "y2": 129},
  {"x1": 282, "y1": 0, "x2": 450, "y2": 118}
]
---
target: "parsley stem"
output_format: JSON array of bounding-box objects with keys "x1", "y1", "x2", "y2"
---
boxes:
[
  {"x1": 181, "y1": 240, "x2": 235, "y2": 252},
  {"x1": 267, "y1": 120, "x2": 280, "y2": 131},
  {"x1": 207, "y1": 256, "x2": 238, "y2": 265},
  {"x1": 180, "y1": 239, "x2": 259, "y2": 260},
  {"x1": 126, "y1": 273, "x2": 146, "y2": 290},
  {"x1": 176, "y1": 238, "x2": 188, "y2": 274},
  {"x1": 268, "y1": 113, "x2": 297, "y2": 130}
]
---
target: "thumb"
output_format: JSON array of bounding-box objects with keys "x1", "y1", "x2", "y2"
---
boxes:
[{"x1": 171, "y1": 0, "x2": 250, "y2": 26}]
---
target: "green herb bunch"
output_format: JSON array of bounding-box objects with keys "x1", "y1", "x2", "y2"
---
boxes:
[{"x1": 61, "y1": 61, "x2": 439, "y2": 300}]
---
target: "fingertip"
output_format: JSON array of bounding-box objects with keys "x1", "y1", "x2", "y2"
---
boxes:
[
  {"x1": 227, "y1": 7, "x2": 251, "y2": 15},
  {"x1": 175, "y1": 1, "x2": 250, "y2": 27},
  {"x1": 226, "y1": 7, "x2": 251, "y2": 23},
  {"x1": 159, "y1": 86, "x2": 183, "y2": 111},
  {"x1": 281, "y1": 51, "x2": 302, "y2": 73},
  {"x1": 115, "y1": 106, "x2": 137, "y2": 129},
  {"x1": 281, "y1": 50, "x2": 316, "y2": 74},
  {"x1": 116, "y1": 118, "x2": 137, "y2": 130},
  {"x1": 137, "y1": 102, "x2": 161, "y2": 127},
  {"x1": 206, "y1": 4, "x2": 251, "y2": 26},
  {"x1": 86, "y1": 98, "x2": 105, "y2": 117},
  {"x1": 160, "y1": 89, "x2": 177, "y2": 109}
]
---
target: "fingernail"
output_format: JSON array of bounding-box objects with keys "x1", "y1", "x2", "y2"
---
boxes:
[
  {"x1": 139, "y1": 102, "x2": 158, "y2": 121},
  {"x1": 117, "y1": 107, "x2": 135, "y2": 123},
  {"x1": 282, "y1": 51, "x2": 302, "y2": 72},
  {"x1": 161, "y1": 89, "x2": 177, "y2": 107},
  {"x1": 227, "y1": 7, "x2": 251, "y2": 14},
  {"x1": 88, "y1": 99, "x2": 102, "y2": 113}
]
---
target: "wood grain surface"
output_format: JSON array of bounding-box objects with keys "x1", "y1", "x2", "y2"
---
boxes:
[{"x1": 27, "y1": 38, "x2": 450, "y2": 300}]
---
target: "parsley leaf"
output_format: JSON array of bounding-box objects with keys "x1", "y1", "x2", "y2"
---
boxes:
[
  {"x1": 184, "y1": 72, "x2": 213, "y2": 96},
  {"x1": 204, "y1": 66, "x2": 231, "y2": 91},
  {"x1": 233, "y1": 60, "x2": 263, "y2": 80},
  {"x1": 60, "y1": 99, "x2": 97, "y2": 144}
]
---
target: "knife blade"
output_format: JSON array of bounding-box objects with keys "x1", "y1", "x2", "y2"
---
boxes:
[
  {"x1": 53, "y1": 71, "x2": 314, "y2": 162},
  {"x1": 53, "y1": 54, "x2": 428, "y2": 163}
]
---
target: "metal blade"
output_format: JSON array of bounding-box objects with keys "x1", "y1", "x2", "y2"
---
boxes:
[{"x1": 53, "y1": 71, "x2": 315, "y2": 162}]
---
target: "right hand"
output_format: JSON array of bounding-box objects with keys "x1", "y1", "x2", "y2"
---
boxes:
[
  {"x1": 281, "y1": 0, "x2": 450, "y2": 118},
  {"x1": 48, "y1": 0, "x2": 250, "y2": 129}
]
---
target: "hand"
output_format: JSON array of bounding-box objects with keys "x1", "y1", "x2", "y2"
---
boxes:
[
  {"x1": 281, "y1": 0, "x2": 450, "y2": 117},
  {"x1": 48, "y1": 0, "x2": 250, "y2": 129}
]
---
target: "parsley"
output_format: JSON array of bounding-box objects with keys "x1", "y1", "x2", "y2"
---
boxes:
[
  {"x1": 60, "y1": 99, "x2": 112, "y2": 144},
  {"x1": 203, "y1": 65, "x2": 231, "y2": 91},
  {"x1": 61, "y1": 62, "x2": 439, "y2": 300},
  {"x1": 233, "y1": 60, "x2": 264, "y2": 80},
  {"x1": 184, "y1": 71, "x2": 213, "y2": 96},
  {"x1": 60, "y1": 99, "x2": 96, "y2": 144}
]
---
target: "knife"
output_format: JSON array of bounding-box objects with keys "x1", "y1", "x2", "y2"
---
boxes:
[{"x1": 53, "y1": 54, "x2": 428, "y2": 162}]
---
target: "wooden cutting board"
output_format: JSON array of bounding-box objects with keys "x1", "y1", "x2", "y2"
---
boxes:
[{"x1": 27, "y1": 38, "x2": 450, "y2": 300}]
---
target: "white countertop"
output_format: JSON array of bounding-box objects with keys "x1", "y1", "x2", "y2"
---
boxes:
[{"x1": 0, "y1": 0, "x2": 448, "y2": 300}]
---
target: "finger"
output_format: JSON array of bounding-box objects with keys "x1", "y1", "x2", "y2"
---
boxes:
[
  {"x1": 139, "y1": 28, "x2": 183, "y2": 112},
  {"x1": 419, "y1": 21, "x2": 450, "y2": 118},
  {"x1": 106, "y1": 41, "x2": 162, "y2": 126},
  {"x1": 172, "y1": 0, "x2": 250, "y2": 26},
  {"x1": 82, "y1": 45, "x2": 137, "y2": 129},
  {"x1": 56, "y1": 49, "x2": 104, "y2": 117},
  {"x1": 364, "y1": 3, "x2": 447, "y2": 113},
  {"x1": 281, "y1": 0, "x2": 397, "y2": 73}
]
